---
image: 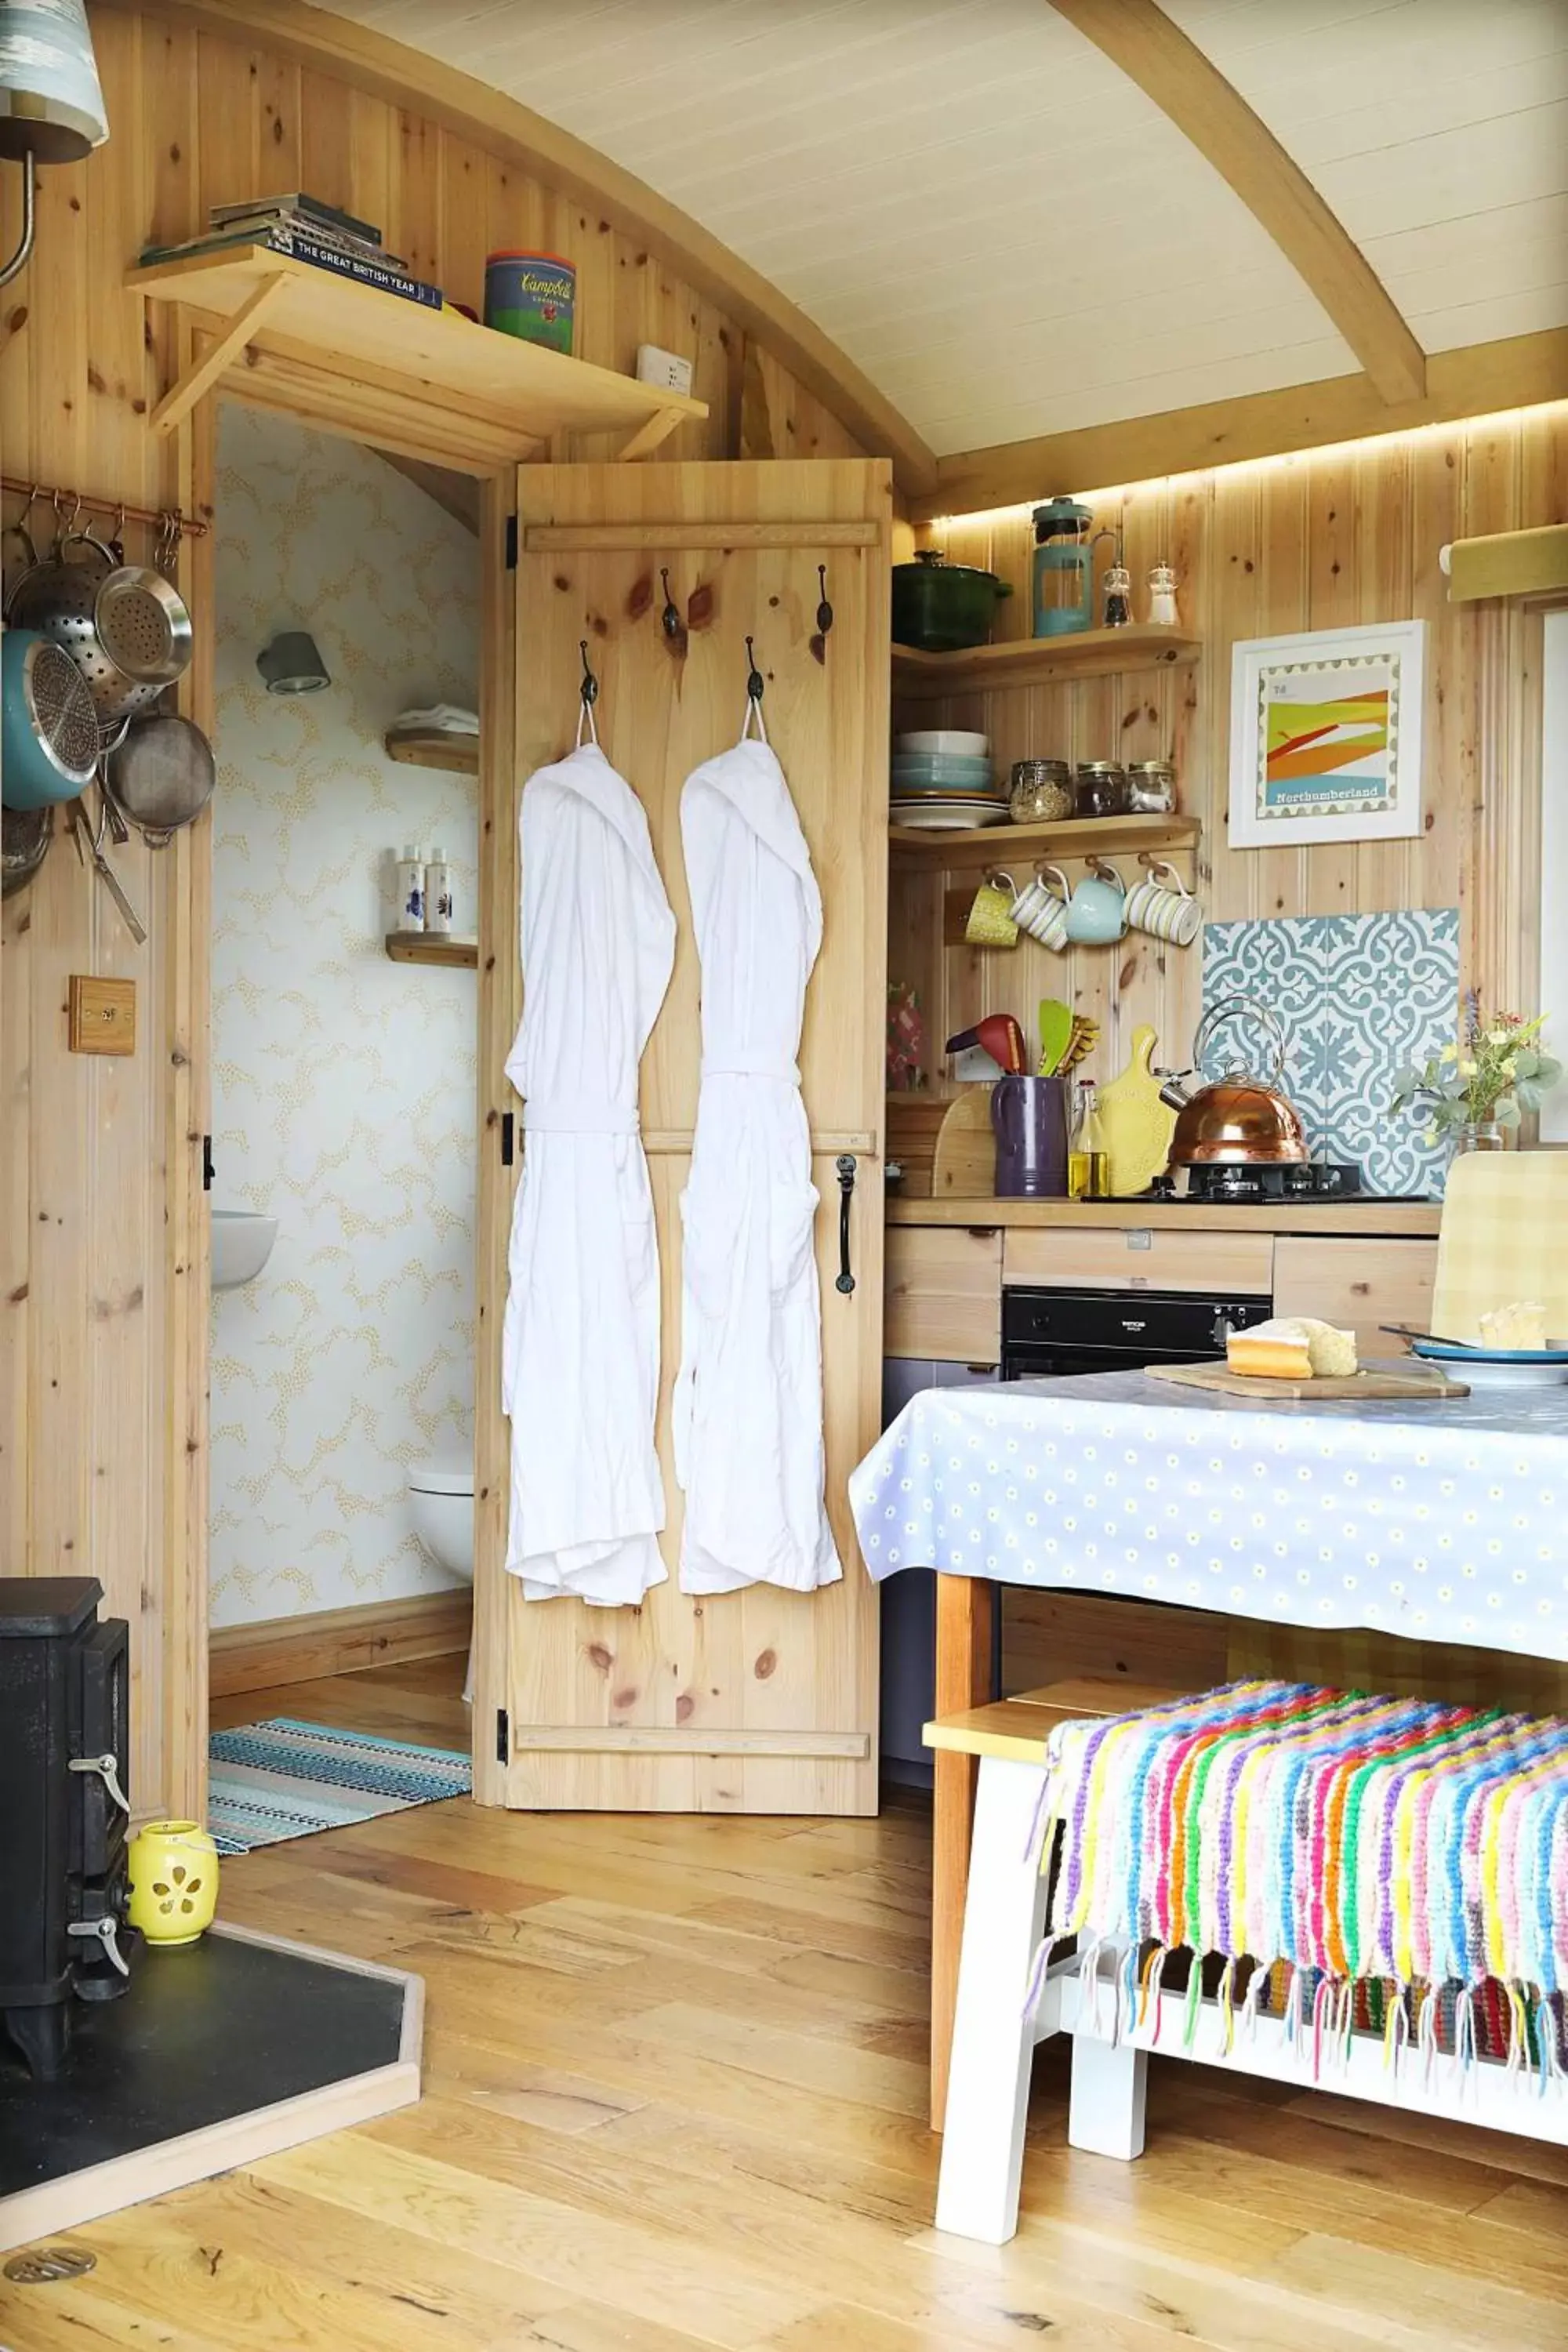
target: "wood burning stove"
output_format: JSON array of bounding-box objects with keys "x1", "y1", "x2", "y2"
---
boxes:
[{"x1": 0, "y1": 1578, "x2": 136, "y2": 2079}]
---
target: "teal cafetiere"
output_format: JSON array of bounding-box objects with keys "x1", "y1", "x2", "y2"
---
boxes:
[{"x1": 1031, "y1": 498, "x2": 1094, "y2": 638}]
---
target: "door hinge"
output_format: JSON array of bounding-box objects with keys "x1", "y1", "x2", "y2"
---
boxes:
[
  {"x1": 201, "y1": 1136, "x2": 214, "y2": 1192},
  {"x1": 504, "y1": 514, "x2": 518, "y2": 569},
  {"x1": 495, "y1": 1708, "x2": 510, "y2": 1765},
  {"x1": 501, "y1": 1111, "x2": 514, "y2": 1167}
]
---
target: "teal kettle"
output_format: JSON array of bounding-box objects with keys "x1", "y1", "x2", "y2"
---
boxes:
[{"x1": 2, "y1": 630, "x2": 100, "y2": 809}]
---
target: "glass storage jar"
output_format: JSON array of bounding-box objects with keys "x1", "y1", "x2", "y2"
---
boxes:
[
  {"x1": 1009, "y1": 759, "x2": 1075, "y2": 823},
  {"x1": 1125, "y1": 758, "x2": 1176, "y2": 814},
  {"x1": 1074, "y1": 760, "x2": 1127, "y2": 818}
]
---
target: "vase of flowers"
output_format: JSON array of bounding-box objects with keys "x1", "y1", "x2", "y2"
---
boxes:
[{"x1": 1391, "y1": 997, "x2": 1561, "y2": 1156}]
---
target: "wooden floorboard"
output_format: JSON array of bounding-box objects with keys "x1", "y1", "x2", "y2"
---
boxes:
[{"x1": 2, "y1": 1656, "x2": 1562, "y2": 2350}]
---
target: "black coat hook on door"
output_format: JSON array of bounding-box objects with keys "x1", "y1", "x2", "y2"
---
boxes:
[
  {"x1": 816, "y1": 565, "x2": 833, "y2": 636},
  {"x1": 579, "y1": 639, "x2": 599, "y2": 706},
  {"x1": 659, "y1": 568, "x2": 681, "y2": 639},
  {"x1": 745, "y1": 635, "x2": 764, "y2": 704}
]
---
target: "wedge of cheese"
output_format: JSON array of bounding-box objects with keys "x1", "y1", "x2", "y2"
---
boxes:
[
  {"x1": 1477, "y1": 1300, "x2": 1548, "y2": 1351},
  {"x1": 1226, "y1": 1316, "x2": 1358, "y2": 1381}
]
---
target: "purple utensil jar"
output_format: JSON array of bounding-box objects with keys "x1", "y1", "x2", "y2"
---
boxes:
[{"x1": 991, "y1": 1076, "x2": 1069, "y2": 1198}]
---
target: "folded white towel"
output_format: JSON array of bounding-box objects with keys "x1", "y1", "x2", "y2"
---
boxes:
[{"x1": 390, "y1": 702, "x2": 480, "y2": 735}]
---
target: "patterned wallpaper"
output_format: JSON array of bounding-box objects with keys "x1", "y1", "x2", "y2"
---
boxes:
[
  {"x1": 1202, "y1": 909, "x2": 1460, "y2": 1199},
  {"x1": 209, "y1": 408, "x2": 478, "y2": 1628}
]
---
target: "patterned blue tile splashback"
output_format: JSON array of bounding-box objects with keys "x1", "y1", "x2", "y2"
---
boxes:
[{"x1": 1200, "y1": 909, "x2": 1460, "y2": 1198}]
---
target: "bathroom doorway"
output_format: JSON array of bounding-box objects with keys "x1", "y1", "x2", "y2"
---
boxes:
[{"x1": 204, "y1": 405, "x2": 480, "y2": 1706}]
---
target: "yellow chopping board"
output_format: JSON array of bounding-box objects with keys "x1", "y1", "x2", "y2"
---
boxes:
[
  {"x1": 932, "y1": 1086, "x2": 994, "y2": 1196},
  {"x1": 1145, "y1": 1361, "x2": 1469, "y2": 1402},
  {"x1": 1098, "y1": 1024, "x2": 1176, "y2": 1196}
]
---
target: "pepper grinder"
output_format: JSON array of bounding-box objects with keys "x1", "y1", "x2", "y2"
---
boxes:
[{"x1": 1148, "y1": 561, "x2": 1180, "y2": 627}]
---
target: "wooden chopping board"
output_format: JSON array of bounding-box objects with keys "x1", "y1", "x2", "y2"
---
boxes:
[
  {"x1": 1145, "y1": 1360, "x2": 1470, "y2": 1402},
  {"x1": 932, "y1": 1086, "x2": 994, "y2": 1196}
]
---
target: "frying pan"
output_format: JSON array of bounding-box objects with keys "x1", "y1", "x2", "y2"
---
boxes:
[
  {"x1": 103, "y1": 710, "x2": 216, "y2": 847},
  {"x1": 2, "y1": 802, "x2": 53, "y2": 898}
]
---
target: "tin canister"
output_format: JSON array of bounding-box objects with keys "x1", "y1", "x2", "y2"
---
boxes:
[{"x1": 485, "y1": 251, "x2": 576, "y2": 354}]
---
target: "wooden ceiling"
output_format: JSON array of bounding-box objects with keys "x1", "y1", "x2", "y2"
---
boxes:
[{"x1": 308, "y1": 0, "x2": 1568, "y2": 490}]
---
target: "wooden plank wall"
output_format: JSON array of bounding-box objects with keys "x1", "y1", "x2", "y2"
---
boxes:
[
  {"x1": 0, "y1": 2, "x2": 865, "y2": 1817},
  {"x1": 889, "y1": 406, "x2": 1567, "y2": 1094}
]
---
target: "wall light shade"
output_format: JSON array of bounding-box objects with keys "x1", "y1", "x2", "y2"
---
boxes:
[
  {"x1": 257, "y1": 631, "x2": 331, "y2": 695},
  {"x1": 0, "y1": 0, "x2": 109, "y2": 163}
]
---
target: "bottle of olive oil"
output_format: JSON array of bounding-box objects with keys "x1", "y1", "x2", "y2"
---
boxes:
[{"x1": 1068, "y1": 1079, "x2": 1110, "y2": 1201}]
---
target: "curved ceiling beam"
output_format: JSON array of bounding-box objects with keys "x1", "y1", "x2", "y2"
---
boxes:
[
  {"x1": 1049, "y1": 0, "x2": 1428, "y2": 406},
  {"x1": 120, "y1": 0, "x2": 938, "y2": 495}
]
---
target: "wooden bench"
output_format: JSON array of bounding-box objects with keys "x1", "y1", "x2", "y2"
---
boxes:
[
  {"x1": 923, "y1": 1675, "x2": 1182, "y2": 2129},
  {"x1": 926, "y1": 1676, "x2": 1568, "y2": 2248}
]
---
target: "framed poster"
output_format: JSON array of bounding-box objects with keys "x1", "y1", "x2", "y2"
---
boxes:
[{"x1": 1228, "y1": 619, "x2": 1426, "y2": 848}]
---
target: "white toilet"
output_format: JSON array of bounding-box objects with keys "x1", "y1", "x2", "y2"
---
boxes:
[
  {"x1": 408, "y1": 1454, "x2": 476, "y2": 1701},
  {"x1": 408, "y1": 1456, "x2": 474, "y2": 1581}
]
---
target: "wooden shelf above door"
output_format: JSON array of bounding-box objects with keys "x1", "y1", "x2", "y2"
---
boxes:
[
  {"x1": 892, "y1": 623, "x2": 1200, "y2": 697},
  {"x1": 129, "y1": 248, "x2": 708, "y2": 462},
  {"x1": 384, "y1": 731, "x2": 480, "y2": 775},
  {"x1": 888, "y1": 812, "x2": 1201, "y2": 864}
]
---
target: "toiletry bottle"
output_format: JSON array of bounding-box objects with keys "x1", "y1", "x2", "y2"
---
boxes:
[
  {"x1": 1068, "y1": 1080, "x2": 1110, "y2": 1201},
  {"x1": 426, "y1": 845, "x2": 453, "y2": 935},
  {"x1": 396, "y1": 844, "x2": 426, "y2": 932}
]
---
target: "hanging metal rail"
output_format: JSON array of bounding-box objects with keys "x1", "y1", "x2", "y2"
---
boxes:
[{"x1": 0, "y1": 476, "x2": 209, "y2": 539}]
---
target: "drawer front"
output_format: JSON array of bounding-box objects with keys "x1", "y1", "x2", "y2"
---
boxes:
[
  {"x1": 1272, "y1": 1236, "x2": 1438, "y2": 1357},
  {"x1": 1003, "y1": 1226, "x2": 1275, "y2": 1297},
  {"x1": 884, "y1": 1226, "x2": 1002, "y2": 1363}
]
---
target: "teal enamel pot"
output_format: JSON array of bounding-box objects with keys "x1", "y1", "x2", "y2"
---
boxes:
[{"x1": 2, "y1": 630, "x2": 101, "y2": 809}]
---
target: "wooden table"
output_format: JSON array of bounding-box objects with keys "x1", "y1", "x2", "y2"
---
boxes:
[{"x1": 878, "y1": 1372, "x2": 1568, "y2": 2126}]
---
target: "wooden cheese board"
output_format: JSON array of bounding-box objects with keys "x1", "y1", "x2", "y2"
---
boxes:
[{"x1": 1145, "y1": 1360, "x2": 1470, "y2": 1403}]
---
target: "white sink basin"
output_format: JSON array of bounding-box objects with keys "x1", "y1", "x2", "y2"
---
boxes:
[{"x1": 212, "y1": 1209, "x2": 278, "y2": 1290}]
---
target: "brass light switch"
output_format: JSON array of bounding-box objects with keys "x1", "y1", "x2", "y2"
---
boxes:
[{"x1": 68, "y1": 975, "x2": 137, "y2": 1057}]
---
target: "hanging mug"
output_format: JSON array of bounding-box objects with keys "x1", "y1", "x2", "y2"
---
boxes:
[
  {"x1": 1008, "y1": 866, "x2": 1070, "y2": 953},
  {"x1": 1059, "y1": 857, "x2": 1127, "y2": 946},
  {"x1": 1125, "y1": 857, "x2": 1202, "y2": 946},
  {"x1": 964, "y1": 871, "x2": 1019, "y2": 949}
]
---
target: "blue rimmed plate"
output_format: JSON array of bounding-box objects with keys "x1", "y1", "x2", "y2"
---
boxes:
[{"x1": 1411, "y1": 1338, "x2": 1568, "y2": 1386}]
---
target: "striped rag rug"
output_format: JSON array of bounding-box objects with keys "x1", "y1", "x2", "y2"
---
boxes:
[
  {"x1": 208, "y1": 1717, "x2": 471, "y2": 1855},
  {"x1": 1038, "y1": 1679, "x2": 1568, "y2": 2082}
]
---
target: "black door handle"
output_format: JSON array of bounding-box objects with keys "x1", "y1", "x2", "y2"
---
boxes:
[{"x1": 835, "y1": 1155, "x2": 856, "y2": 1294}]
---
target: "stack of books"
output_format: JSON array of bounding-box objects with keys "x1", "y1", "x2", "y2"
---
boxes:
[{"x1": 139, "y1": 192, "x2": 444, "y2": 311}]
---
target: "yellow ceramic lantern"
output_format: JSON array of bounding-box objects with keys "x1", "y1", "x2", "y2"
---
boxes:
[{"x1": 127, "y1": 1820, "x2": 220, "y2": 1946}]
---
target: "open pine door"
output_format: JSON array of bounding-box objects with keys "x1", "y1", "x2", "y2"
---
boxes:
[{"x1": 472, "y1": 460, "x2": 891, "y2": 1814}]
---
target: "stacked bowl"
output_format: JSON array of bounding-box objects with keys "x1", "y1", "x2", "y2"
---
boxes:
[{"x1": 890, "y1": 729, "x2": 1007, "y2": 830}]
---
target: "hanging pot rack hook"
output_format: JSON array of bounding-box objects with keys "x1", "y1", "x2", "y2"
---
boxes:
[
  {"x1": 815, "y1": 564, "x2": 833, "y2": 636},
  {"x1": 579, "y1": 638, "x2": 599, "y2": 706},
  {"x1": 0, "y1": 156, "x2": 36, "y2": 292},
  {"x1": 745, "y1": 634, "x2": 764, "y2": 704}
]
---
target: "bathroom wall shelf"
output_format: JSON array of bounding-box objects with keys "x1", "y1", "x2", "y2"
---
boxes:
[
  {"x1": 385, "y1": 933, "x2": 478, "y2": 969},
  {"x1": 888, "y1": 812, "x2": 1200, "y2": 865},
  {"x1": 384, "y1": 731, "x2": 480, "y2": 775},
  {"x1": 892, "y1": 624, "x2": 1200, "y2": 697}
]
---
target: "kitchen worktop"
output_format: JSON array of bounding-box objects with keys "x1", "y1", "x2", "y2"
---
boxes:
[{"x1": 885, "y1": 1194, "x2": 1444, "y2": 1236}]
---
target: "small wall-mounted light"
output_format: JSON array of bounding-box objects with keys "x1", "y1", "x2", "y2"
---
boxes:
[
  {"x1": 256, "y1": 631, "x2": 330, "y2": 695},
  {"x1": 0, "y1": 0, "x2": 111, "y2": 288}
]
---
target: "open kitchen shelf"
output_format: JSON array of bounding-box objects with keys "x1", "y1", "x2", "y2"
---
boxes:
[
  {"x1": 385, "y1": 932, "x2": 477, "y2": 969},
  {"x1": 888, "y1": 811, "x2": 1200, "y2": 864},
  {"x1": 892, "y1": 623, "x2": 1200, "y2": 697},
  {"x1": 384, "y1": 731, "x2": 480, "y2": 775},
  {"x1": 129, "y1": 247, "x2": 708, "y2": 459}
]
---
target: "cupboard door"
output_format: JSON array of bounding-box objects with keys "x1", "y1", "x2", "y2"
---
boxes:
[
  {"x1": 476, "y1": 461, "x2": 890, "y2": 1814},
  {"x1": 1272, "y1": 1236, "x2": 1438, "y2": 1358},
  {"x1": 885, "y1": 1227, "x2": 1002, "y2": 1363}
]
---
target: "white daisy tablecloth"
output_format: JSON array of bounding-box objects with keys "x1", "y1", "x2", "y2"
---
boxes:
[{"x1": 849, "y1": 1374, "x2": 1568, "y2": 1661}]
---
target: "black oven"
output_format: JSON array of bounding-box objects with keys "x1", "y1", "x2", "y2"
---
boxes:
[{"x1": 1001, "y1": 1284, "x2": 1274, "y2": 1381}]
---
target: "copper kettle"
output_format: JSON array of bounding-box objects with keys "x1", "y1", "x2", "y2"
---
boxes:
[{"x1": 1159, "y1": 997, "x2": 1308, "y2": 1165}]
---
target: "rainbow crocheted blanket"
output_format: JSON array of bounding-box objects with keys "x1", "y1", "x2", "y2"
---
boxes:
[{"x1": 1041, "y1": 1680, "x2": 1568, "y2": 2071}]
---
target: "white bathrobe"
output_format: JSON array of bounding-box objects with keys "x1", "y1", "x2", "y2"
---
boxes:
[
  {"x1": 502, "y1": 742, "x2": 675, "y2": 1606},
  {"x1": 673, "y1": 728, "x2": 842, "y2": 1595}
]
